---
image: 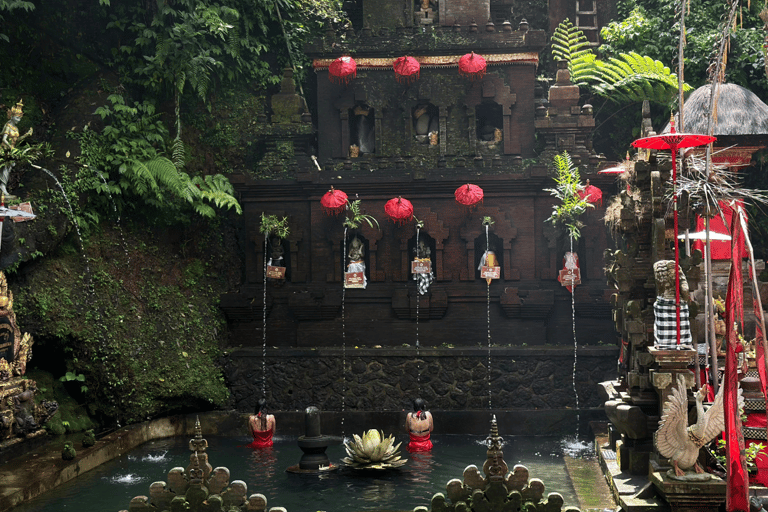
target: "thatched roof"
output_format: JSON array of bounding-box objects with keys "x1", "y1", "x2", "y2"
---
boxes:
[{"x1": 664, "y1": 83, "x2": 768, "y2": 135}]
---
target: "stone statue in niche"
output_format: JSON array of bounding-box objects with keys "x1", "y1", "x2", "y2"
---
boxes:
[
  {"x1": 479, "y1": 123, "x2": 500, "y2": 142},
  {"x1": 354, "y1": 106, "x2": 375, "y2": 154},
  {"x1": 346, "y1": 236, "x2": 367, "y2": 289},
  {"x1": 413, "y1": 105, "x2": 438, "y2": 145},
  {"x1": 653, "y1": 260, "x2": 693, "y2": 349},
  {"x1": 412, "y1": 239, "x2": 434, "y2": 295},
  {"x1": 267, "y1": 236, "x2": 284, "y2": 267}
]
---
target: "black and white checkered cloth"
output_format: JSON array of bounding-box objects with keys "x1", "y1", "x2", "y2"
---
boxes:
[
  {"x1": 413, "y1": 271, "x2": 434, "y2": 295},
  {"x1": 653, "y1": 297, "x2": 693, "y2": 349}
]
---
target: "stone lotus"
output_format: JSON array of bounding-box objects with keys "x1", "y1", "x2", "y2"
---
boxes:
[{"x1": 342, "y1": 429, "x2": 407, "y2": 469}]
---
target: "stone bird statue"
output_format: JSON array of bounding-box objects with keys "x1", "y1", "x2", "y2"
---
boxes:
[{"x1": 656, "y1": 374, "x2": 742, "y2": 477}]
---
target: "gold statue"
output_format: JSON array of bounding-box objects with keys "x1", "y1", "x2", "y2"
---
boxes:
[{"x1": 1, "y1": 100, "x2": 33, "y2": 196}]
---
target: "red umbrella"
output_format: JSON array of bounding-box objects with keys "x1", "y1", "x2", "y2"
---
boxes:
[
  {"x1": 384, "y1": 196, "x2": 414, "y2": 225},
  {"x1": 458, "y1": 52, "x2": 486, "y2": 80},
  {"x1": 455, "y1": 183, "x2": 484, "y2": 207},
  {"x1": 329, "y1": 56, "x2": 357, "y2": 85},
  {"x1": 631, "y1": 118, "x2": 716, "y2": 345},
  {"x1": 320, "y1": 187, "x2": 348, "y2": 215},
  {"x1": 577, "y1": 180, "x2": 602, "y2": 207},
  {"x1": 393, "y1": 56, "x2": 420, "y2": 84}
]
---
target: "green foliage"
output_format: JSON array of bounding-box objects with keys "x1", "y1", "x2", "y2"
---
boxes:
[
  {"x1": 552, "y1": 19, "x2": 688, "y2": 105},
  {"x1": 545, "y1": 151, "x2": 592, "y2": 241},
  {"x1": 0, "y1": 0, "x2": 34, "y2": 43},
  {"x1": 70, "y1": 93, "x2": 241, "y2": 227},
  {"x1": 259, "y1": 212, "x2": 290, "y2": 239},
  {"x1": 343, "y1": 199, "x2": 380, "y2": 230},
  {"x1": 16, "y1": 224, "x2": 233, "y2": 425},
  {"x1": 599, "y1": 0, "x2": 768, "y2": 99}
]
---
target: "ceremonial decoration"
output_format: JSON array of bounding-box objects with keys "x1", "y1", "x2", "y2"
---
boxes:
[
  {"x1": 320, "y1": 187, "x2": 348, "y2": 215},
  {"x1": 393, "y1": 56, "x2": 420, "y2": 84},
  {"x1": 458, "y1": 52, "x2": 487, "y2": 80},
  {"x1": 384, "y1": 196, "x2": 414, "y2": 225},
  {"x1": 329, "y1": 56, "x2": 357, "y2": 85}
]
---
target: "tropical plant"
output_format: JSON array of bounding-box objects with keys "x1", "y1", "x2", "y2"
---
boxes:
[
  {"x1": 343, "y1": 199, "x2": 379, "y2": 231},
  {"x1": 0, "y1": 0, "x2": 34, "y2": 43},
  {"x1": 342, "y1": 429, "x2": 407, "y2": 469},
  {"x1": 551, "y1": 19, "x2": 689, "y2": 105},
  {"x1": 259, "y1": 213, "x2": 290, "y2": 239},
  {"x1": 545, "y1": 151, "x2": 592, "y2": 241},
  {"x1": 70, "y1": 93, "x2": 241, "y2": 225}
]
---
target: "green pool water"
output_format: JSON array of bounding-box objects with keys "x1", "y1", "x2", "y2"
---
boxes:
[{"x1": 11, "y1": 435, "x2": 583, "y2": 512}]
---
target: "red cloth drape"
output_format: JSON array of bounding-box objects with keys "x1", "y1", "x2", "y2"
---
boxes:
[
  {"x1": 725, "y1": 210, "x2": 748, "y2": 512},
  {"x1": 407, "y1": 432, "x2": 433, "y2": 452},
  {"x1": 692, "y1": 201, "x2": 747, "y2": 260},
  {"x1": 247, "y1": 428, "x2": 274, "y2": 448}
]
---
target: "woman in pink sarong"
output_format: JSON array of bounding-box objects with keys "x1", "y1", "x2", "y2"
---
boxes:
[
  {"x1": 247, "y1": 399, "x2": 276, "y2": 448},
  {"x1": 406, "y1": 398, "x2": 433, "y2": 452}
]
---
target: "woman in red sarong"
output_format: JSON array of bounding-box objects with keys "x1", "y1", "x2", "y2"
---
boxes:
[
  {"x1": 406, "y1": 398, "x2": 433, "y2": 452},
  {"x1": 247, "y1": 399, "x2": 276, "y2": 448}
]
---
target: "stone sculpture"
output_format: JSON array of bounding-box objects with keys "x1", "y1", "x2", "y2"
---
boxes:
[
  {"x1": 0, "y1": 99, "x2": 32, "y2": 196},
  {"x1": 413, "y1": 240, "x2": 434, "y2": 295},
  {"x1": 416, "y1": 416, "x2": 580, "y2": 512},
  {"x1": 121, "y1": 417, "x2": 284, "y2": 512},
  {"x1": 82, "y1": 429, "x2": 96, "y2": 447},
  {"x1": 655, "y1": 374, "x2": 741, "y2": 479},
  {"x1": 347, "y1": 236, "x2": 366, "y2": 289},
  {"x1": 62, "y1": 441, "x2": 77, "y2": 460},
  {"x1": 653, "y1": 260, "x2": 693, "y2": 349}
]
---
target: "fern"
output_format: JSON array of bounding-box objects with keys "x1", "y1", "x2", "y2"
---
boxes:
[
  {"x1": 551, "y1": 19, "x2": 689, "y2": 105},
  {"x1": 544, "y1": 151, "x2": 591, "y2": 241}
]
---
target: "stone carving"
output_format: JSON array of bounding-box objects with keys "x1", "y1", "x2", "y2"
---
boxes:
[
  {"x1": 346, "y1": 236, "x2": 367, "y2": 289},
  {"x1": 62, "y1": 441, "x2": 76, "y2": 460},
  {"x1": 416, "y1": 416, "x2": 580, "y2": 512},
  {"x1": 653, "y1": 260, "x2": 693, "y2": 349},
  {"x1": 655, "y1": 374, "x2": 741, "y2": 479},
  {"x1": 122, "y1": 417, "x2": 283, "y2": 512},
  {"x1": 1, "y1": 100, "x2": 33, "y2": 196},
  {"x1": 82, "y1": 428, "x2": 96, "y2": 447}
]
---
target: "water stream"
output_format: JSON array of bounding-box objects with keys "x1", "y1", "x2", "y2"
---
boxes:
[
  {"x1": 341, "y1": 226, "x2": 347, "y2": 439},
  {"x1": 415, "y1": 226, "x2": 421, "y2": 393},
  {"x1": 485, "y1": 224, "x2": 492, "y2": 411}
]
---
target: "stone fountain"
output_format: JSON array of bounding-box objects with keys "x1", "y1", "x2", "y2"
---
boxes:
[
  {"x1": 286, "y1": 405, "x2": 340, "y2": 473},
  {"x1": 413, "y1": 416, "x2": 581, "y2": 512}
]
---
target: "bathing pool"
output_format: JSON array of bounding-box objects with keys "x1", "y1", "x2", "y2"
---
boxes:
[{"x1": 11, "y1": 435, "x2": 585, "y2": 512}]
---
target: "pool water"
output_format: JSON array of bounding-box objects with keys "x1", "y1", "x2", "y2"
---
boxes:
[{"x1": 12, "y1": 435, "x2": 583, "y2": 512}]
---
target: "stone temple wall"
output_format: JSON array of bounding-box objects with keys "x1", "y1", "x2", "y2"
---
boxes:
[{"x1": 222, "y1": 346, "x2": 616, "y2": 417}]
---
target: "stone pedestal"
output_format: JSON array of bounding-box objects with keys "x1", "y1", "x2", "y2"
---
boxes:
[{"x1": 650, "y1": 460, "x2": 726, "y2": 512}]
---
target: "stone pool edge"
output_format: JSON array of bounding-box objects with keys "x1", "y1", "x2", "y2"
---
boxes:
[{"x1": 0, "y1": 410, "x2": 610, "y2": 511}]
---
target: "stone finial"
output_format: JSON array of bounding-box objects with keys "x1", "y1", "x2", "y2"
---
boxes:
[
  {"x1": 486, "y1": 19, "x2": 496, "y2": 32},
  {"x1": 482, "y1": 415, "x2": 508, "y2": 481},
  {"x1": 518, "y1": 18, "x2": 529, "y2": 31}
]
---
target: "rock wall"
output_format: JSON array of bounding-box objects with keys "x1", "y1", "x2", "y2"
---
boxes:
[{"x1": 223, "y1": 346, "x2": 617, "y2": 414}]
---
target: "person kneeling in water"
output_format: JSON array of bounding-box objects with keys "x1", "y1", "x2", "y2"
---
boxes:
[
  {"x1": 247, "y1": 398, "x2": 276, "y2": 448},
  {"x1": 406, "y1": 398, "x2": 433, "y2": 452}
]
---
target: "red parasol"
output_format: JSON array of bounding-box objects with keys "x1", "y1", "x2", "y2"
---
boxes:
[
  {"x1": 631, "y1": 118, "x2": 716, "y2": 345},
  {"x1": 577, "y1": 180, "x2": 602, "y2": 207},
  {"x1": 320, "y1": 187, "x2": 348, "y2": 215},
  {"x1": 455, "y1": 183, "x2": 484, "y2": 207},
  {"x1": 393, "y1": 56, "x2": 420, "y2": 84},
  {"x1": 329, "y1": 56, "x2": 357, "y2": 85},
  {"x1": 384, "y1": 196, "x2": 414, "y2": 225},
  {"x1": 458, "y1": 52, "x2": 486, "y2": 80}
]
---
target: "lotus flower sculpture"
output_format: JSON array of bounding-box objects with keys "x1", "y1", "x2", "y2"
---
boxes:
[{"x1": 342, "y1": 429, "x2": 407, "y2": 470}]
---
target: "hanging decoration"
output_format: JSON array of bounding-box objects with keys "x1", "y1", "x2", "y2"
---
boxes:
[
  {"x1": 321, "y1": 187, "x2": 348, "y2": 215},
  {"x1": 577, "y1": 179, "x2": 602, "y2": 207},
  {"x1": 393, "y1": 56, "x2": 420, "y2": 84},
  {"x1": 454, "y1": 183, "x2": 484, "y2": 208},
  {"x1": 384, "y1": 196, "x2": 414, "y2": 225},
  {"x1": 631, "y1": 117, "x2": 715, "y2": 345},
  {"x1": 329, "y1": 56, "x2": 357, "y2": 85},
  {"x1": 458, "y1": 52, "x2": 487, "y2": 80},
  {"x1": 557, "y1": 252, "x2": 581, "y2": 292}
]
